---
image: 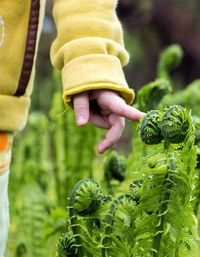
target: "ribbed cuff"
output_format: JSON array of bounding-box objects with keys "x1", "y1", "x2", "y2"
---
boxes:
[
  {"x1": 0, "y1": 95, "x2": 30, "y2": 132},
  {"x1": 62, "y1": 54, "x2": 135, "y2": 105}
]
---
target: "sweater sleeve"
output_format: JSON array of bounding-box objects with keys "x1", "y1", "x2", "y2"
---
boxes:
[{"x1": 50, "y1": 0, "x2": 135, "y2": 105}]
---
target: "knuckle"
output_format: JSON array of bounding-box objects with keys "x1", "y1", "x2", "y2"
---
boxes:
[
  {"x1": 75, "y1": 105, "x2": 88, "y2": 111},
  {"x1": 107, "y1": 101, "x2": 114, "y2": 111},
  {"x1": 118, "y1": 118, "x2": 125, "y2": 129},
  {"x1": 74, "y1": 104, "x2": 88, "y2": 113},
  {"x1": 120, "y1": 106, "x2": 127, "y2": 117},
  {"x1": 105, "y1": 136, "x2": 114, "y2": 146}
]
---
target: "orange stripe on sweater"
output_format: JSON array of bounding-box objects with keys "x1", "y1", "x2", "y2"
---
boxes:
[{"x1": 0, "y1": 132, "x2": 10, "y2": 153}]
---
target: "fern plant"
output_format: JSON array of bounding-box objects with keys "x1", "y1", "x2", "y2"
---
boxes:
[
  {"x1": 57, "y1": 178, "x2": 109, "y2": 257},
  {"x1": 15, "y1": 184, "x2": 49, "y2": 257},
  {"x1": 57, "y1": 105, "x2": 200, "y2": 257},
  {"x1": 103, "y1": 151, "x2": 127, "y2": 194},
  {"x1": 157, "y1": 44, "x2": 183, "y2": 81}
]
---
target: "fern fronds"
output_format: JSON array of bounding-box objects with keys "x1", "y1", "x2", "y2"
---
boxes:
[
  {"x1": 139, "y1": 110, "x2": 163, "y2": 145},
  {"x1": 157, "y1": 44, "x2": 183, "y2": 80},
  {"x1": 104, "y1": 151, "x2": 127, "y2": 183},
  {"x1": 15, "y1": 184, "x2": 49, "y2": 257},
  {"x1": 137, "y1": 79, "x2": 172, "y2": 112},
  {"x1": 161, "y1": 105, "x2": 190, "y2": 143},
  {"x1": 137, "y1": 105, "x2": 200, "y2": 257},
  {"x1": 56, "y1": 232, "x2": 78, "y2": 257}
]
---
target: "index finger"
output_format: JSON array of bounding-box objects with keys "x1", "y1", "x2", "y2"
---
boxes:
[
  {"x1": 116, "y1": 104, "x2": 145, "y2": 121},
  {"x1": 101, "y1": 92, "x2": 144, "y2": 121}
]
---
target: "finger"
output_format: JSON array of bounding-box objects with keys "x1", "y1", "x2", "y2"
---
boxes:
[
  {"x1": 116, "y1": 104, "x2": 145, "y2": 121},
  {"x1": 89, "y1": 112, "x2": 110, "y2": 129},
  {"x1": 73, "y1": 92, "x2": 89, "y2": 126},
  {"x1": 108, "y1": 99, "x2": 144, "y2": 121},
  {"x1": 97, "y1": 91, "x2": 145, "y2": 121},
  {"x1": 97, "y1": 114, "x2": 125, "y2": 154}
]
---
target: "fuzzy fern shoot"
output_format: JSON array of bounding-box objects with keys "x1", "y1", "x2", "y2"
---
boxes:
[
  {"x1": 161, "y1": 105, "x2": 190, "y2": 143},
  {"x1": 139, "y1": 110, "x2": 163, "y2": 144}
]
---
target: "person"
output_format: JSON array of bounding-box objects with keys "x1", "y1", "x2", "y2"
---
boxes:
[{"x1": 0, "y1": 0, "x2": 143, "y2": 255}]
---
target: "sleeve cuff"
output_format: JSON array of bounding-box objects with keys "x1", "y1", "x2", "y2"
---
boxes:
[{"x1": 61, "y1": 54, "x2": 135, "y2": 105}]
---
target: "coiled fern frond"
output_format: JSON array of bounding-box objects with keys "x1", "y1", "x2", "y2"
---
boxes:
[
  {"x1": 56, "y1": 232, "x2": 77, "y2": 257},
  {"x1": 70, "y1": 179, "x2": 103, "y2": 217},
  {"x1": 64, "y1": 179, "x2": 106, "y2": 257},
  {"x1": 161, "y1": 105, "x2": 190, "y2": 143},
  {"x1": 137, "y1": 79, "x2": 172, "y2": 112},
  {"x1": 104, "y1": 151, "x2": 127, "y2": 183},
  {"x1": 129, "y1": 180, "x2": 143, "y2": 204},
  {"x1": 139, "y1": 105, "x2": 190, "y2": 145},
  {"x1": 139, "y1": 110, "x2": 163, "y2": 145},
  {"x1": 157, "y1": 44, "x2": 184, "y2": 80},
  {"x1": 159, "y1": 80, "x2": 200, "y2": 116}
]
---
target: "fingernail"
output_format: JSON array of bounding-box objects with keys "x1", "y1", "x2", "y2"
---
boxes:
[
  {"x1": 137, "y1": 111, "x2": 146, "y2": 119},
  {"x1": 77, "y1": 115, "x2": 87, "y2": 126},
  {"x1": 140, "y1": 111, "x2": 146, "y2": 117},
  {"x1": 97, "y1": 146, "x2": 104, "y2": 155}
]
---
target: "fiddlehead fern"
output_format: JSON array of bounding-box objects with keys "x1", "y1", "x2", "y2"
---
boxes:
[
  {"x1": 139, "y1": 110, "x2": 163, "y2": 145},
  {"x1": 129, "y1": 180, "x2": 143, "y2": 204},
  {"x1": 104, "y1": 151, "x2": 127, "y2": 183},
  {"x1": 161, "y1": 105, "x2": 190, "y2": 144},
  {"x1": 159, "y1": 80, "x2": 200, "y2": 114},
  {"x1": 157, "y1": 44, "x2": 183, "y2": 80},
  {"x1": 56, "y1": 232, "x2": 77, "y2": 257},
  {"x1": 68, "y1": 179, "x2": 104, "y2": 256},
  {"x1": 70, "y1": 178, "x2": 103, "y2": 217},
  {"x1": 137, "y1": 79, "x2": 172, "y2": 112}
]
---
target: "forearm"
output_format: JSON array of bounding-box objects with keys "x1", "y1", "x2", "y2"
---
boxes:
[{"x1": 51, "y1": 0, "x2": 134, "y2": 105}]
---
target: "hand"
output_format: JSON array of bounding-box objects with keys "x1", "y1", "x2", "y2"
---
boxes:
[{"x1": 73, "y1": 90, "x2": 144, "y2": 154}]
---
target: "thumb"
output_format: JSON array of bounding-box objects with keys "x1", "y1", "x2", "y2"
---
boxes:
[{"x1": 73, "y1": 92, "x2": 89, "y2": 126}]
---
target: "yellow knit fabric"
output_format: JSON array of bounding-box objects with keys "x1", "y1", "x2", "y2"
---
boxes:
[{"x1": 0, "y1": 0, "x2": 134, "y2": 132}]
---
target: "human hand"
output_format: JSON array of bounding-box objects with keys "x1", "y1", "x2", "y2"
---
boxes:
[{"x1": 73, "y1": 90, "x2": 144, "y2": 154}]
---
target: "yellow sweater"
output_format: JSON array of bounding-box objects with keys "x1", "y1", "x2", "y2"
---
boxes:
[{"x1": 0, "y1": 0, "x2": 134, "y2": 132}]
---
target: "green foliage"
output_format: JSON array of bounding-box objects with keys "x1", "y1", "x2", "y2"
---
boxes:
[
  {"x1": 15, "y1": 184, "x2": 49, "y2": 257},
  {"x1": 57, "y1": 104, "x2": 200, "y2": 257},
  {"x1": 137, "y1": 79, "x2": 172, "y2": 112}
]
